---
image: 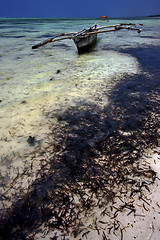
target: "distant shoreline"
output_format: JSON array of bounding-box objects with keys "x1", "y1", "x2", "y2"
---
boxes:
[
  {"x1": 0, "y1": 15, "x2": 160, "y2": 20},
  {"x1": 148, "y1": 14, "x2": 160, "y2": 17}
]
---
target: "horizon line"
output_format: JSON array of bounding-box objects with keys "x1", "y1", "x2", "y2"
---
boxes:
[{"x1": 1, "y1": 15, "x2": 158, "y2": 19}]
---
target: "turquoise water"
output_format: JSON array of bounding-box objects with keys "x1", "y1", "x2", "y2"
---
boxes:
[{"x1": 0, "y1": 17, "x2": 160, "y2": 192}]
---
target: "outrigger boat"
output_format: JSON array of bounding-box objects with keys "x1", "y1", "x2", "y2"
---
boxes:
[
  {"x1": 73, "y1": 24, "x2": 98, "y2": 53},
  {"x1": 32, "y1": 23, "x2": 142, "y2": 53}
]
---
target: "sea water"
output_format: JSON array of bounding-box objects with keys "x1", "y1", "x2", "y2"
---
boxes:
[{"x1": 0, "y1": 17, "x2": 160, "y2": 191}]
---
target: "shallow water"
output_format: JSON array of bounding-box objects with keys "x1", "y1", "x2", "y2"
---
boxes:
[{"x1": 0, "y1": 17, "x2": 160, "y2": 188}]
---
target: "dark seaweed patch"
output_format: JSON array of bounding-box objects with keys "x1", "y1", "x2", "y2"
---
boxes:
[{"x1": 0, "y1": 46, "x2": 159, "y2": 240}]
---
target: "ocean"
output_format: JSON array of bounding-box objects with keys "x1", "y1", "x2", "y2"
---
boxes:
[{"x1": 0, "y1": 17, "x2": 160, "y2": 197}]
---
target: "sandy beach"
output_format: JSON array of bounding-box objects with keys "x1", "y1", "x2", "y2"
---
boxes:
[{"x1": 0, "y1": 18, "x2": 160, "y2": 240}]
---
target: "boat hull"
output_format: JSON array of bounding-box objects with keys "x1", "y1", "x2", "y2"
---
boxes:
[
  {"x1": 73, "y1": 25, "x2": 98, "y2": 53},
  {"x1": 74, "y1": 34, "x2": 97, "y2": 53}
]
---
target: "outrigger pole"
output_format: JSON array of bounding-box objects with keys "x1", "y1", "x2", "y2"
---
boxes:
[
  {"x1": 32, "y1": 23, "x2": 143, "y2": 49},
  {"x1": 32, "y1": 32, "x2": 76, "y2": 49}
]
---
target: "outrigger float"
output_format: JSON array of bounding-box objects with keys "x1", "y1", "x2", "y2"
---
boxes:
[{"x1": 32, "y1": 23, "x2": 143, "y2": 53}]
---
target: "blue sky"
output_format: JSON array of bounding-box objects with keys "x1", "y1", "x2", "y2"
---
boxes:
[{"x1": 1, "y1": 0, "x2": 160, "y2": 18}]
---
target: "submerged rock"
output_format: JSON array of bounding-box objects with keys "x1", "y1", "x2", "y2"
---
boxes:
[
  {"x1": 27, "y1": 136, "x2": 35, "y2": 146},
  {"x1": 21, "y1": 100, "x2": 27, "y2": 104},
  {"x1": 56, "y1": 69, "x2": 61, "y2": 74}
]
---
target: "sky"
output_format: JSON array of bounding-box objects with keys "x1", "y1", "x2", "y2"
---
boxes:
[{"x1": 0, "y1": 0, "x2": 160, "y2": 18}]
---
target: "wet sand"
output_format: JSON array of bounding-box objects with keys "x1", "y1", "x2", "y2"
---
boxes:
[
  {"x1": 0, "y1": 69, "x2": 159, "y2": 239},
  {"x1": 0, "y1": 18, "x2": 160, "y2": 240}
]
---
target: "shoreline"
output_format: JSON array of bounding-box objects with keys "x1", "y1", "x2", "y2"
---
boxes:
[
  {"x1": 0, "y1": 69, "x2": 159, "y2": 239},
  {"x1": 0, "y1": 69, "x2": 160, "y2": 239}
]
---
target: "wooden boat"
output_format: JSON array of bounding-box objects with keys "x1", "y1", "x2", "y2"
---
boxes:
[
  {"x1": 32, "y1": 23, "x2": 143, "y2": 53},
  {"x1": 73, "y1": 24, "x2": 98, "y2": 53}
]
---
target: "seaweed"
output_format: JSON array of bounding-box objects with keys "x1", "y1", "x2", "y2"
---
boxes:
[{"x1": 0, "y1": 48, "x2": 160, "y2": 239}]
